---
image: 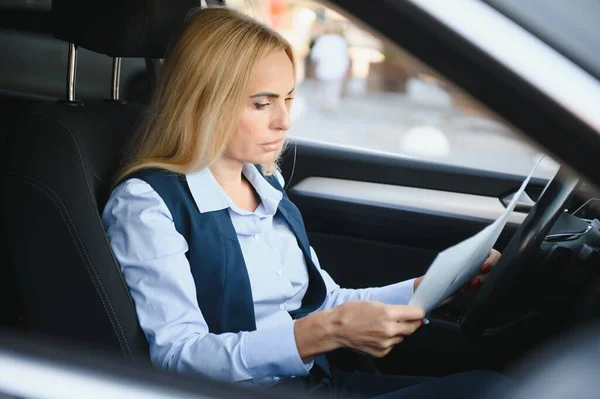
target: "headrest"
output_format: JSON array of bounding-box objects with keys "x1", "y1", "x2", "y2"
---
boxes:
[{"x1": 51, "y1": 0, "x2": 201, "y2": 58}]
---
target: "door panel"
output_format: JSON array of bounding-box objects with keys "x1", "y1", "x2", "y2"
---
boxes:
[
  {"x1": 281, "y1": 139, "x2": 547, "y2": 287},
  {"x1": 280, "y1": 139, "x2": 549, "y2": 198}
]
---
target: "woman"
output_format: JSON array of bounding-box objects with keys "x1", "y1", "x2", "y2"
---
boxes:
[{"x1": 102, "y1": 6, "x2": 509, "y2": 398}]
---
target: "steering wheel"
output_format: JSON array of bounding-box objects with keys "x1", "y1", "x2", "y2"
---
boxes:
[{"x1": 460, "y1": 166, "x2": 580, "y2": 336}]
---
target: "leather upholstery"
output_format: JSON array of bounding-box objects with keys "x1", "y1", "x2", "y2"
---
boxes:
[
  {"x1": 3, "y1": 101, "x2": 150, "y2": 360},
  {"x1": 51, "y1": 0, "x2": 200, "y2": 58}
]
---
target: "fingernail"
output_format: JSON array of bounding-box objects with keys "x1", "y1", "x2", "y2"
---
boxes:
[
  {"x1": 419, "y1": 320, "x2": 423, "y2": 327},
  {"x1": 481, "y1": 263, "x2": 491, "y2": 273},
  {"x1": 470, "y1": 278, "x2": 481, "y2": 287}
]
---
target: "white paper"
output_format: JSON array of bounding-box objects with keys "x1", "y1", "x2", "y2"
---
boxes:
[{"x1": 409, "y1": 156, "x2": 546, "y2": 314}]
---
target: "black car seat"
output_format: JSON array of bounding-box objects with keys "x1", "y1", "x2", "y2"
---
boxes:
[{"x1": 2, "y1": 0, "x2": 200, "y2": 362}]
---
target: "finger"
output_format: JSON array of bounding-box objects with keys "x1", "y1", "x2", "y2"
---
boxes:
[
  {"x1": 386, "y1": 305, "x2": 426, "y2": 322},
  {"x1": 480, "y1": 262, "x2": 492, "y2": 273},
  {"x1": 462, "y1": 276, "x2": 486, "y2": 293},
  {"x1": 387, "y1": 319, "x2": 423, "y2": 337},
  {"x1": 410, "y1": 319, "x2": 424, "y2": 334},
  {"x1": 469, "y1": 277, "x2": 483, "y2": 289},
  {"x1": 366, "y1": 337, "x2": 404, "y2": 357},
  {"x1": 483, "y1": 249, "x2": 502, "y2": 269},
  {"x1": 372, "y1": 346, "x2": 395, "y2": 358},
  {"x1": 480, "y1": 250, "x2": 500, "y2": 273},
  {"x1": 460, "y1": 282, "x2": 470, "y2": 294},
  {"x1": 373, "y1": 336, "x2": 404, "y2": 350},
  {"x1": 395, "y1": 320, "x2": 422, "y2": 336},
  {"x1": 383, "y1": 335, "x2": 404, "y2": 348}
]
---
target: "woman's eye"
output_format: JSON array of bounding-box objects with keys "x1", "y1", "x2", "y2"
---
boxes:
[
  {"x1": 254, "y1": 102, "x2": 270, "y2": 110},
  {"x1": 285, "y1": 97, "x2": 294, "y2": 102}
]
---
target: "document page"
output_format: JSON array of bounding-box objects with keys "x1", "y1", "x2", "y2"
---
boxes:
[{"x1": 409, "y1": 156, "x2": 547, "y2": 314}]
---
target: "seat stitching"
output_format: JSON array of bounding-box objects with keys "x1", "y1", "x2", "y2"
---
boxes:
[
  {"x1": 6, "y1": 172, "x2": 132, "y2": 358},
  {"x1": 38, "y1": 111, "x2": 138, "y2": 308},
  {"x1": 31, "y1": 111, "x2": 138, "y2": 355}
]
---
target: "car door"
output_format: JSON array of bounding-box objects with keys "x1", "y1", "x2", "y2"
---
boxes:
[
  {"x1": 225, "y1": 0, "x2": 595, "y2": 377},
  {"x1": 278, "y1": 134, "x2": 552, "y2": 377}
]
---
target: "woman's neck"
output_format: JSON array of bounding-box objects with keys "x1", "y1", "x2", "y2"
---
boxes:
[
  {"x1": 210, "y1": 158, "x2": 260, "y2": 212},
  {"x1": 210, "y1": 158, "x2": 244, "y2": 190}
]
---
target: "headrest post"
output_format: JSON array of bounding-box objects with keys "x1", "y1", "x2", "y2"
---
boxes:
[
  {"x1": 66, "y1": 42, "x2": 78, "y2": 101},
  {"x1": 111, "y1": 57, "x2": 122, "y2": 101}
]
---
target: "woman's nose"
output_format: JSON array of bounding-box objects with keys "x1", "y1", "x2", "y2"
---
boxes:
[{"x1": 272, "y1": 103, "x2": 291, "y2": 131}]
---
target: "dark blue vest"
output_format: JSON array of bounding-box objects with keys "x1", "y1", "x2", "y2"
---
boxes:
[{"x1": 129, "y1": 167, "x2": 330, "y2": 378}]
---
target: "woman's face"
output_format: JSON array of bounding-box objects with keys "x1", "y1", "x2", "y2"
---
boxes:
[{"x1": 225, "y1": 50, "x2": 295, "y2": 166}]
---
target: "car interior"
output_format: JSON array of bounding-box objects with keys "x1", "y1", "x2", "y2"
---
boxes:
[
  {"x1": 1, "y1": 0, "x2": 599, "y2": 392},
  {"x1": 0, "y1": 3, "x2": 153, "y2": 103}
]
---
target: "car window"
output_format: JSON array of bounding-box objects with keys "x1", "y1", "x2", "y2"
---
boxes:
[{"x1": 229, "y1": 0, "x2": 560, "y2": 180}]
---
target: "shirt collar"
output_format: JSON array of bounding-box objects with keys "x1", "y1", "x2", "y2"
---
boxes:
[{"x1": 185, "y1": 163, "x2": 283, "y2": 215}]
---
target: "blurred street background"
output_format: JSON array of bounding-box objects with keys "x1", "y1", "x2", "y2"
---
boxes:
[{"x1": 231, "y1": 0, "x2": 559, "y2": 178}]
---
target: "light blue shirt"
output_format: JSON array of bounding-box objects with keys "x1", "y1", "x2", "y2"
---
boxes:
[{"x1": 102, "y1": 163, "x2": 416, "y2": 386}]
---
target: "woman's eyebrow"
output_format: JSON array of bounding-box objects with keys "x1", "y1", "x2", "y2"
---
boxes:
[{"x1": 249, "y1": 88, "x2": 295, "y2": 98}]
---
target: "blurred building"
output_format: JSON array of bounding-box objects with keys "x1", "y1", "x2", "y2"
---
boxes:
[{"x1": 230, "y1": 0, "x2": 396, "y2": 94}]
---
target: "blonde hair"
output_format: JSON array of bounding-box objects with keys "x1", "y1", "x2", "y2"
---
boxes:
[{"x1": 114, "y1": 6, "x2": 295, "y2": 185}]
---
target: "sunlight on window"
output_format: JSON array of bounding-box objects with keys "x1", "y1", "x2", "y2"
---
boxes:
[{"x1": 230, "y1": 0, "x2": 560, "y2": 179}]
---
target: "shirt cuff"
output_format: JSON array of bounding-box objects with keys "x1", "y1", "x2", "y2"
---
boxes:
[
  {"x1": 372, "y1": 278, "x2": 416, "y2": 305},
  {"x1": 241, "y1": 319, "x2": 311, "y2": 380}
]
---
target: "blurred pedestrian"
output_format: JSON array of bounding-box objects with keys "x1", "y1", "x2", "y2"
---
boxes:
[{"x1": 310, "y1": 21, "x2": 350, "y2": 113}]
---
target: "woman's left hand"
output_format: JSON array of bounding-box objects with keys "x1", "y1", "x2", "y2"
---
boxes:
[
  {"x1": 459, "y1": 248, "x2": 501, "y2": 293},
  {"x1": 412, "y1": 248, "x2": 502, "y2": 304}
]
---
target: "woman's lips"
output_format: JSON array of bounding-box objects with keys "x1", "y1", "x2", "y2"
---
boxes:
[
  {"x1": 262, "y1": 138, "x2": 283, "y2": 145},
  {"x1": 261, "y1": 138, "x2": 283, "y2": 151}
]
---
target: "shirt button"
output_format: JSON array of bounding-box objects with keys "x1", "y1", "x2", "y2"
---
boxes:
[
  {"x1": 254, "y1": 234, "x2": 260, "y2": 240},
  {"x1": 279, "y1": 303, "x2": 286, "y2": 310},
  {"x1": 276, "y1": 269, "x2": 284, "y2": 276},
  {"x1": 273, "y1": 376, "x2": 281, "y2": 382}
]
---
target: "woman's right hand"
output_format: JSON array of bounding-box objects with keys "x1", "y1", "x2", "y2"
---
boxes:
[
  {"x1": 294, "y1": 300, "x2": 425, "y2": 362},
  {"x1": 330, "y1": 301, "x2": 425, "y2": 358}
]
